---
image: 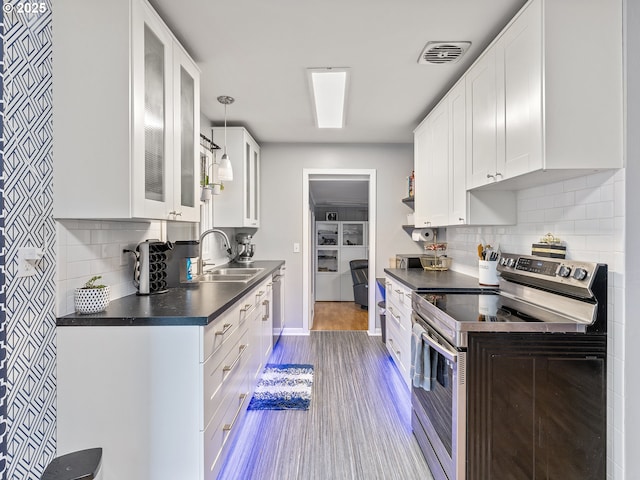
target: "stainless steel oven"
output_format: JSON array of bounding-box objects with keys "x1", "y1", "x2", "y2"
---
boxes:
[
  {"x1": 410, "y1": 253, "x2": 607, "y2": 480},
  {"x1": 411, "y1": 310, "x2": 466, "y2": 480}
]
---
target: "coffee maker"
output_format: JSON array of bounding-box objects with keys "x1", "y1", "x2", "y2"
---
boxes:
[{"x1": 235, "y1": 233, "x2": 255, "y2": 264}]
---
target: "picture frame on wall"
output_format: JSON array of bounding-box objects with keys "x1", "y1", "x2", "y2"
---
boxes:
[{"x1": 326, "y1": 212, "x2": 338, "y2": 221}]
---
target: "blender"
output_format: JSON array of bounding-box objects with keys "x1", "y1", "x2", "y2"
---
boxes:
[{"x1": 235, "y1": 233, "x2": 255, "y2": 264}]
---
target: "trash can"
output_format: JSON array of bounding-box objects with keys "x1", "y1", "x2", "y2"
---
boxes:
[
  {"x1": 378, "y1": 301, "x2": 386, "y2": 344},
  {"x1": 42, "y1": 448, "x2": 102, "y2": 480}
]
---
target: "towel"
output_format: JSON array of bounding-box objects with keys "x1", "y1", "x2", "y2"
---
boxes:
[{"x1": 411, "y1": 322, "x2": 432, "y2": 390}]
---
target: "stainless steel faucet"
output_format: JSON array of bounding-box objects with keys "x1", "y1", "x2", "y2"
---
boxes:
[{"x1": 198, "y1": 229, "x2": 233, "y2": 274}]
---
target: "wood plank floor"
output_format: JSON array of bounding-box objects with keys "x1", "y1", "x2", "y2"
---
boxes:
[
  {"x1": 217, "y1": 332, "x2": 433, "y2": 480},
  {"x1": 311, "y1": 302, "x2": 368, "y2": 331}
]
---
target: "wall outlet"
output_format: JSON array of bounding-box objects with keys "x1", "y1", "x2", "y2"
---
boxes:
[
  {"x1": 293, "y1": 242, "x2": 300, "y2": 253},
  {"x1": 121, "y1": 244, "x2": 134, "y2": 266},
  {"x1": 17, "y1": 247, "x2": 44, "y2": 278}
]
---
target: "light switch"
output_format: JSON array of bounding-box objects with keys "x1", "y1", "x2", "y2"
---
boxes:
[{"x1": 293, "y1": 243, "x2": 300, "y2": 253}]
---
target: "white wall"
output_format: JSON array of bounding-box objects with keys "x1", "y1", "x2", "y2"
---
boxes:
[
  {"x1": 624, "y1": 0, "x2": 639, "y2": 478},
  {"x1": 253, "y1": 143, "x2": 423, "y2": 330}
]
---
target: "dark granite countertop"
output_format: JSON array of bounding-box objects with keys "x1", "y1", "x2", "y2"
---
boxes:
[
  {"x1": 57, "y1": 261, "x2": 284, "y2": 327},
  {"x1": 384, "y1": 268, "x2": 497, "y2": 293}
]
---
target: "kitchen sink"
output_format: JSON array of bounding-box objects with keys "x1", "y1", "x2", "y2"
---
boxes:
[
  {"x1": 195, "y1": 267, "x2": 264, "y2": 283},
  {"x1": 208, "y1": 268, "x2": 264, "y2": 275}
]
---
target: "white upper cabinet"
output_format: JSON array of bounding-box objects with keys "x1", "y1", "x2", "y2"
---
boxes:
[
  {"x1": 465, "y1": 48, "x2": 500, "y2": 190},
  {"x1": 212, "y1": 127, "x2": 260, "y2": 228},
  {"x1": 414, "y1": 99, "x2": 449, "y2": 227},
  {"x1": 53, "y1": 0, "x2": 200, "y2": 221},
  {"x1": 465, "y1": 0, "x2": 621, "y2": 190},
  {"x1": 415, "y1": 80, "x2": 516, "y2": 227}
]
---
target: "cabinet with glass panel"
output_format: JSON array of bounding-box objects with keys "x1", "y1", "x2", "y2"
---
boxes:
[
  {"x1": 53, "y1": 0, "x2": 200, "y2": 221},
  {"x1": 315, "y1": 221, "x2": 368, "y2": 301}
]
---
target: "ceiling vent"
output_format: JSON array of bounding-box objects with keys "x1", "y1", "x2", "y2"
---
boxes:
[{"x1": 418, "y1": 42, "x2": 471, "y2": 65}]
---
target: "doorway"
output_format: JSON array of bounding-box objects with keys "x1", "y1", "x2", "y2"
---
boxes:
[{"x1": 302, "y1": 169, "x2": 377, "y2": 334}]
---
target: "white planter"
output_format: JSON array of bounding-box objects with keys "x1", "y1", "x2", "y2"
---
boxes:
[{"x1": 74, "y1": 286, "x2": 110, "y2": 314}]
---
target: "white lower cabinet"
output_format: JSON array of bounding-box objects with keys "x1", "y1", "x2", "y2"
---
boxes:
[
  {"x1": 57, "y1": 277, "x2": 274, "y2": 480},
  {"x1": 385, "y1": 277, "x2": 413, "y2": 389}
]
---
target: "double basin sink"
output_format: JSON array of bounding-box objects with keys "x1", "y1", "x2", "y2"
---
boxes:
[{"x1": 196, "y1": 267, "x2": 264, "y2": 283}]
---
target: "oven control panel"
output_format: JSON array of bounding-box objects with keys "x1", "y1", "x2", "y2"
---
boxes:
[
  {"x1": 512, "y1": 256, "x2": 558, "y2": 276},
  {"x1": 498, "y1": 253, "x2": 601, "y2": 288}
]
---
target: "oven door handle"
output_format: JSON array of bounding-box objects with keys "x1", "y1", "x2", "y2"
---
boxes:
[{"x1": 421, "y1": 330, "x2": 458, "y2": 363}]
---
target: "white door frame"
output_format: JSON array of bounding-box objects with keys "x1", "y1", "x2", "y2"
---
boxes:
[{"x1": 302, "y1": 168, "x2": 377, "y2": 334}]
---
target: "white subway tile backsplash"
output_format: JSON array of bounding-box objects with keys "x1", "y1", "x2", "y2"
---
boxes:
[
  {"x1": 563, "y1": 175, "x2": 588, "y2": 192},
  {"x1": 587, "y1": 170, "x2": 616, "y2": 188},
  {"x1": 56, "y1": 219, "x2": 165, "y2": 316},
  {"x1": 562, "y1": 204, "x2": 586, "y2": 220},
  {"x1": 543, "y1": 207, "x2": 564, "y2": 222},
  {"x1": 553, "y1": 191, "x2": 575, "y2": 208},
  {"x1": 67, "y1": 260, "x2": 91, "y2": 280},
  {"x1": 544, "y1": 181, "x2": 564, "y2": 195},
  {"x1": 67, "y1": 229, "x2": 91, "y2": 245},
  {"x1": 90, "y1": 229, "x2": 114, "y2": 245},
  {"x1": 67, "y1": 244, "x2": 101, "y2": 262}
]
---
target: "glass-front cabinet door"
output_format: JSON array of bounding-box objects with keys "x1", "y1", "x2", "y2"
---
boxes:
[
  {"x1": 243, "y1": 137, "x2": 260, "y2": 227},
  {"x1": 342, "y1": 222, "x2": 365, "y2": 246},
  {"x1": 173, "y1": 46, "x2": 200, "y2": 222},
  {"x1": 317, "y1": 222, "x2": 339, "y2": 246},
  {"x1": 132, "y1": 0, "x2": 199, "y2": 221},
  {"x1": 317, "y1": 248, "x2": 339, "y2": 273},
  {"x1": 132, "y1": 0, "x2": 173, "y2": 219}
]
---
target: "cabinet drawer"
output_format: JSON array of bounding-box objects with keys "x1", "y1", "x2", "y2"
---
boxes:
[
  {"x1": 386, "y1": 311, "x2": 411, "y2": 389},
  {"x1": 200, "y1": 282, "x2": 267, "y2": 362},
  {"x1": 200, "y1": 303, "x2": 241, "y2": 363},
  {"x1": 388, "y1": 342, "x2": 410, "y2": 388},
  {"x1": 385, "y1": 279, "x2": 413, "y2": 314},
  {"x1": 202, "y1": 329, "x2": 249, "y2": 427},
  {"x1": 386, "y1": 302, "x2": 411, "y2": 335},
  {"x1": 203, "y1": 374, "x2": 249, "y2": 479}
]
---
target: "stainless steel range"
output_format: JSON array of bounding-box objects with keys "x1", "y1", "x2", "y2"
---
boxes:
[{"x1": 410, "y1": 253, "x2": 607, "y2": 480}]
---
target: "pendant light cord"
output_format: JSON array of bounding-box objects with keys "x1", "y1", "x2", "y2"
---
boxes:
[{"x1": 223, "y1": 102, "x2": 228, "y2": 156}]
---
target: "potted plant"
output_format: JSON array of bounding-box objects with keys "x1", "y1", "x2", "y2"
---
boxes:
[{"x1": 74, "y1": 275, "x2": 110, "y2": 314}]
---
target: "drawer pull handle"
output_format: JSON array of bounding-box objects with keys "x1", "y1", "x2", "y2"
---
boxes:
[
  {"x1": 223, "y1": 393, "x2": 248, "y2": 433},
  {"x1": 262, "y1": 299, "x2": 270, "y2": 321},
  {"x1": 405, "y1": 293, "x2": 412, "y2": 298},
  {"x1": 222, "y1": 344, "x2": 247, "y2": 374},
  {"x1": 388, "y1": 339, "x2": 400, "y2": 357},
  {"x1": 395, "y1": 289, "x2": 402, "y2": 294},
  {"x1": 215, "y1": 323, "x2": 233, "y2": 336},
  {"x1": 256, "y1": 290, "x2": 265, "y2": 298},
  {"x1": 240, "y1": 303, "x2": 252, "y2": 313}
]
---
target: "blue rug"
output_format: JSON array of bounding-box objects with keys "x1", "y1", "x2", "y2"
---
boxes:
[{"x1": 247, "y1": 363, "x2": 314, "y2": 411}]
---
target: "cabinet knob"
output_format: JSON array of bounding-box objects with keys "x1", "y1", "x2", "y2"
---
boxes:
[
  {"x1": 458, "y1": 217, "x2": 465, "y2": 222},
  {"x1": 169, "y1": 210, "x2": 182, "y2": 217},
  {"x1": 495, "y1": 172, "x2": 503, "y2": 178},
  {"x1": 486, "y1": 173, "x2": 495, "y2": 179}
]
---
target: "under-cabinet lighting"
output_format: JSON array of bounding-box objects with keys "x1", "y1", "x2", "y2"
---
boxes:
[{"x1": 307, "y1": 68, "x2": 350, "y2": 128}]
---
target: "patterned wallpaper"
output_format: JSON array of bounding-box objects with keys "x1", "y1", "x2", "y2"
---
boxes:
[
  {"x1": 0, "y1": 5, "x2": 6, "y2": 480},
  {"x1": 3, "y1": 1, "x2": 55, "y2": 479}
]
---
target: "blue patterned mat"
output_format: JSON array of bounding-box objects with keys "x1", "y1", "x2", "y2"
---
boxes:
[{"x1": 247, "y1": 363, "x2": 314, "y2": 411}]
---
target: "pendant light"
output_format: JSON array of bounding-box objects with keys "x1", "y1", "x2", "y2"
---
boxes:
[{"x1": 216, "y1": 95, "x2": 234, "y2": 182}]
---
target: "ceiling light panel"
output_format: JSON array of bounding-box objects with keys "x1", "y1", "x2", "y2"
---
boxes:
[{"x1": 307, "y1": 68, "x2": 350, "y2": 128}]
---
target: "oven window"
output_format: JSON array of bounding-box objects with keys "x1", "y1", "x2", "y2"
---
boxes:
[{"x1": 413, "y1": 349, "x2": 454, "y2": 457}]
